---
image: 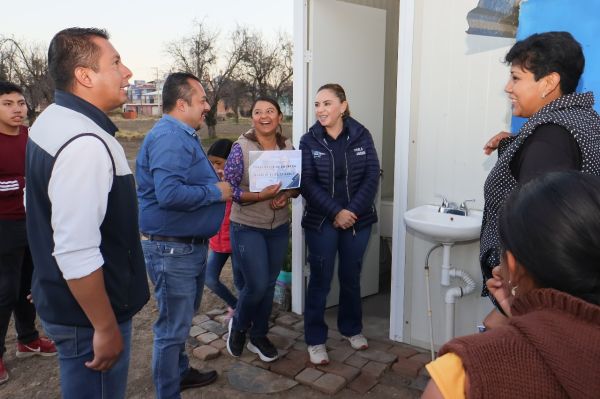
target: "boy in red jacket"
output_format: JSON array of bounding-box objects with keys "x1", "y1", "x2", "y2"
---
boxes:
[
  {"x1": 0, "y1": 81, "x2": 56, "y2": 384},
  {"x1": 206, "y1": 139, "x2": 239, "y2": 319}
]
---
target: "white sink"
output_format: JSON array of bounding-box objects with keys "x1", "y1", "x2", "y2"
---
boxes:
[{"x1": 404, "y1": 205, "x2": 482, "y2": 243}]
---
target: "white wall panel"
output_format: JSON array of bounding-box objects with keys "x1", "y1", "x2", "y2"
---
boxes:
[{"x1": 405, "y1": 0, "x2": 515, "y2": 348}]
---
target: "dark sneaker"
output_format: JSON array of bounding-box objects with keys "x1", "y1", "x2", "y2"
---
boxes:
[
  {"x1": 0, "y1": 358, "x2": 8, "y2": 385},
  {"x1": 247, "y1": 336, "x2": 279, "y2": 362},
  {"x1": 180, "y1": 367, "x2": 217, "y2": 391},
  {"x1": 16, "y1": 337, "x2": 57, "y2": 358},
  {"x1": 227, "y1": 318, "x2": 245, "y2": 357}
]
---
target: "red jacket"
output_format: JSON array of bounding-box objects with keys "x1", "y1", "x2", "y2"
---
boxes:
[
  {"x1": 0, "y1": 125, "x2": 28, "y2": 220},
  {"x1": 209, "y1": 200, "x2": 231, "y2": 253}
]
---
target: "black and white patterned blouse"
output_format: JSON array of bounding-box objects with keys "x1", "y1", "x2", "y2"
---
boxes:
[{"x1": 480, "y1": 91, "x2": 600, "y2": 297}]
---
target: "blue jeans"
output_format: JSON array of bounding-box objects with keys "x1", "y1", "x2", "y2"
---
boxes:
[
  {"x1": 230, "y1": 222, "x2": 288, "y2": 338},
  {"x1": 41, "y1": 318, "x2": 132, "y2": 399},
  {"x1": 141, "y1": 240, "x2": 208, "y2": 399},
  {"x1": 304, "y1": 223, "x2": 372, "y2": 345},
  {"x1": 205, "y1": 250, "x2": 238, "y2": 308}
]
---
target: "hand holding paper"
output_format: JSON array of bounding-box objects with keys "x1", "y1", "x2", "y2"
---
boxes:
[
  {"x1": 258, "y1": 182, "x2": 282, "y2": 201},
  {"x1": 249, "y1": 150, "x2": 302, "y2": 192},
  {"x1": 270, "y1": 190, "x2": 289, "y2": 209}
]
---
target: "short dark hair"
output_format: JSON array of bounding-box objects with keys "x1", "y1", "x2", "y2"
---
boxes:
[
  {"x1": 207, "y1": 138, "x2": 233, "y2": 159},
  {"x1": 162, "y1": 72, "x2": 202, "y2": 113},
  {"x1": 505, "y1": 31, "x2": 584, "y2": 94},
  {"x1": 0, "y1": 81, "x2": 24, "y2": 96},
  {"x1": 317, "y1": 83, "x2": 351, "y2": 118},
  {"x1": 499, "y1": 171, "x2": 600, "y2": 305},
  {"x1": 48, "y1": 27, "x2": 109, "y2": 91}
]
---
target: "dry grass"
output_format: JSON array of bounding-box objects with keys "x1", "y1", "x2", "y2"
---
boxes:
[{"x1": 112, "y1": 115, "x2": 294, "y2": 143}]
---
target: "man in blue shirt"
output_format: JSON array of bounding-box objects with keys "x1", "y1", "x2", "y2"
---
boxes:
[{"x1": 136, "y1": 72, "x2": 232, "y2": 398}]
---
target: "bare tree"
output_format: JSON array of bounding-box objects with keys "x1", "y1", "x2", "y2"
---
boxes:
[
  {"x1": 220, "y1": 78, "x2": 250, "y2": 123},
  {"x1": 165, "y1": 22, "x2": 217, "y2": 85},
  {"x1": 0, "y1": 36, "x2": 53, "y2": 122},
  {"x1": 239, "y1": 30, "x2": 293, "y2": 103},
  {"x1": 165, "y1": 22, "x2": 249, "y2": 138},
  {"x1": 270, "y1": 33, "x2": 294, "y2": 101},
  {"x1": 240, "y1": 29, "x2": 278, "y2": 99}
]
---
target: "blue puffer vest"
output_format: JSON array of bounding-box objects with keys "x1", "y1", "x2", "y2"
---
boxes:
[{"x1": 299, "y1": 117, "x2": 380, "y2": 232}]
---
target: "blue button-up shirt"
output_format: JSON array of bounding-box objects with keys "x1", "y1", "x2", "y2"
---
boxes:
[{"x1": 136, "y1": 114, "x2": 225, "y2": 237}]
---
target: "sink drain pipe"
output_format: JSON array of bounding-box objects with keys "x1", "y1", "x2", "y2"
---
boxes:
[
  {"x1": 444, "y1": 268, "x2": 476, "y2": 342},
  {"x1": 424, "y1": 244, "x2": 442, "y2": 360}
]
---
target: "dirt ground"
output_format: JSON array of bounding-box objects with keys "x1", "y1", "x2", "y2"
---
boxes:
[
  {"x1": 0, "y1": 116, "x2": 288, "y2": 398},
  {"x1": 0, "y1": 268, "x2": 237, "y2": 399},
  {"x1": 113, "y1": 114, "x2": 293, "y2": 141}
]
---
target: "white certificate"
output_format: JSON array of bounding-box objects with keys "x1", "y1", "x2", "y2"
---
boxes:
[{"x1": 249, "y1": 150, "x2": 302, "y2": 192}]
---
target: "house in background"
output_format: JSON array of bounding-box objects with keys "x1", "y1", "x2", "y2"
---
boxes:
[{"x1": 124, "y1": 79, "x2": 163, "y2": 117}]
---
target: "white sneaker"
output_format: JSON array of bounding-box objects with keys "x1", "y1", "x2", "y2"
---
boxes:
[
  {"x1": 223, "y1": 306, "x2": 235, "y2": 323},
  {"x1": 343, "y1": 334, "x2": 368, "y2": 350},
  {"x1": 307, "y1": 344, "x2": 329, "y2": 365}
]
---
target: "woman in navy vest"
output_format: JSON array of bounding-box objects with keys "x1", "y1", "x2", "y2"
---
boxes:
[
  {"x1": 480, "y1": 32, "x2": 600, "y2": 329},
  {"x1": 300, "y1": 83, "x2": 380, "y2": 365}
]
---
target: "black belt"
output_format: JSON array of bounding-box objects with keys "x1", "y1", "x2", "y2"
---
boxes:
[{"x1": 141, "y1": 233, "x2": 208, "y2": 245}]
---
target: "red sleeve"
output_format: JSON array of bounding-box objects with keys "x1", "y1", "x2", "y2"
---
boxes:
[{"x1": 0, "y1": 127, "x2": 27, "y2": 218}]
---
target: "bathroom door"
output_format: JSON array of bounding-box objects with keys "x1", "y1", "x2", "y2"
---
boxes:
[{"x1": 308, "y1": 0, "x2": 386, "y2": 306}]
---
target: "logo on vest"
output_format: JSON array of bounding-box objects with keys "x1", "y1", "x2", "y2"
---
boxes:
[
  {"x1": 312, "y1": 150, "x2": 326, "y2": 159},
  {"x1": 353, "y1": 147, "x2": 366, "y2": 156}
]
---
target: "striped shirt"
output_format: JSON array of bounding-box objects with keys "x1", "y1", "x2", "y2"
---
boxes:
[{"x1": 0, "y1": 125, "x2": 28, "y2": 220}]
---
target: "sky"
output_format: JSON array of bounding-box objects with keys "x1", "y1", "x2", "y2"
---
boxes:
[{"x1": 1, "y1": 0, "x2": 293, "y2": 81}]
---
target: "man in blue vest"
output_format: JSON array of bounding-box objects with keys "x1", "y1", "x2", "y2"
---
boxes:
[{"x1": 25, "y1": 28, "x2": 149, "y2": 399}]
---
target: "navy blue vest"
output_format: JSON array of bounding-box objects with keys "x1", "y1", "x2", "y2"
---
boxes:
[{"x1": 26, "y1": 94, "x2": 149, "y2": 326}]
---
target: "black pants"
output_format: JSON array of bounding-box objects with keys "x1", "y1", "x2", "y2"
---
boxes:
[{"x1": 0, "y1": 219, "x2": 38, "y2": 358}]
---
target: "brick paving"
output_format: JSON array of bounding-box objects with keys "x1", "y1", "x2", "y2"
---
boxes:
[{"x1": 188, "y1": 307, "x2": 430, "y2": 396}]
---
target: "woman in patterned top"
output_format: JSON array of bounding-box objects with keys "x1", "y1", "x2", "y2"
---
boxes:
[
  {"x1": 223, "y1": 97, "x2": 298, "y2": 363},
  {"x1": 480, "y1": 31, "x2": 600, "y2": 329}
]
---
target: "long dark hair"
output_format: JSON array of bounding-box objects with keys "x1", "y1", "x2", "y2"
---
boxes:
[{"x1": 499, "y1": 171, "x2": 600, "y2": 305}]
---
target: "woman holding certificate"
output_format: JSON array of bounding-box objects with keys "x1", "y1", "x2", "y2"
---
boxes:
[
  {"x1": 224, "y1": 97, "x2": 296, "y2": 363},
  {"x1": 300, "y1": 83, "x2": 380, "y2": 365}
]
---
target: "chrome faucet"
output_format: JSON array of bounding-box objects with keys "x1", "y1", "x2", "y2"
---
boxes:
[
  {"x1": 460, "y1": 199, "x2": 476, "y2": 216},
  {"x1": 438, "y1": 196, "x2": 474, "y2": 216},
  {"x1": 438, "y1": 196, "x2": 448, "y2": 209}
]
